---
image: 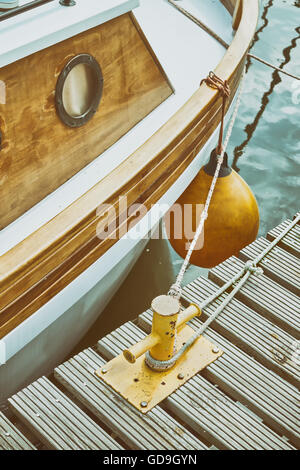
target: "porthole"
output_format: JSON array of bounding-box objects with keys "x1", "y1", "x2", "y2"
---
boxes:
[{"x1": 55, "y1": 54, "x2": 103, "y2": 128}]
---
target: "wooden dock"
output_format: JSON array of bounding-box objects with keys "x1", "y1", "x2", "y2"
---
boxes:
[{"x1": 1, "y1": 216, "x2": 299, "y2": 450}]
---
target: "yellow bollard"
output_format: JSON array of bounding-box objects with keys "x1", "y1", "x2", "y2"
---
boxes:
[
  {"x1": 149, "y1": 295, "x2": 181, "y2": 361},
  {"x1": 97, "y1": 294, "x2": 222, "y2": 413},
  {"x1": 177, "y1": 303, "x2": 201, "y2": 330},
  {"x1": 123, "y1": 333, "x2": 159, "y2": 364},
  {"x1": 123, "y1": 295, "x2": 201, "y2": 368}
]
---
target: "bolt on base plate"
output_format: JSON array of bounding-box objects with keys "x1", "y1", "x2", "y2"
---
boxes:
[{"x1": 95, "y1": 324, "x2": 223, "y2": 413}]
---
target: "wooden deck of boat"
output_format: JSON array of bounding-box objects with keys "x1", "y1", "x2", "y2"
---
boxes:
[{"x1": 1, "y1": 215, "x2": 299, "y2": 450}]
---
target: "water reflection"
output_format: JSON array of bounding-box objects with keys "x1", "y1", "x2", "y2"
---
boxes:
[{"x1": 233, "y1": 12, "x2": 300, "y2": 170}]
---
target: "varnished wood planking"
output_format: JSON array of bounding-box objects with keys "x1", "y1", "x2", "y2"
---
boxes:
[
  {"x1": 0, "y1": 1, "x2": 259, "y2": 337},
  {"x1": 219, "y1": 0, "x2": 236, "y2": 15},
  {"x1": 0, "y1": 67, "x2": 243, "y2": 337},
  {"x1": 0, "y1": 12, "x2": 173, "y2": 229},
  {"x1": 232, "y1": 0, "x2": 243, "y2": 30}
]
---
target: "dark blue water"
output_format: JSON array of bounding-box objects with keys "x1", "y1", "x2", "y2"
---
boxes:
[{"x1": 76, "y1": 0, "x2": 300, "y2": 349}]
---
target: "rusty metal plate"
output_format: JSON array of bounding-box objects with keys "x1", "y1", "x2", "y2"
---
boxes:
[{"x1": 95, "y1": 325, "x2": 223, "y2": 413}]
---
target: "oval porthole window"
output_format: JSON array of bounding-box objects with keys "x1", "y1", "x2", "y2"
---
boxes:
[{"x1": 55, "y1": 54, "x2": 103, "y2": 128}]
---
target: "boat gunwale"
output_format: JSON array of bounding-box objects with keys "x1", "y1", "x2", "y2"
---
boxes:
[{"x1": 0, "y1": 0, "x2": 259, "y2": 338}]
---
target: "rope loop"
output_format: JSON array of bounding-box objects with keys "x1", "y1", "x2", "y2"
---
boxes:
[
  {"x1": 201, "y1": 71, "x2": 230, "y2": 98},
  {"x1": 201, "y1": 71, "x2": 231, "y2": 155},
  {"x1": 244, "y1": 260, "x2": 264, "y2": 277}
]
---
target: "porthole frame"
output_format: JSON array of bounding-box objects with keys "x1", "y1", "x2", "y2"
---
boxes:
[{"x1": 55, "y1": 53, "x2": 103, "y2": 128}]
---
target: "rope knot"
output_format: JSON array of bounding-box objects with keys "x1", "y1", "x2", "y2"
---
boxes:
[
  {"x1": 244, "y1": 260, "x2": 264, "y2": 277},
  {"x1": 201, "y1": 71, "x2": 230, "y2": 98},
  {"x1": 168, "y1": 284, "x2": 182, "y2": 299},
  {"x1": 201, "y1": 72, "x2": 231, "y2": 155}
]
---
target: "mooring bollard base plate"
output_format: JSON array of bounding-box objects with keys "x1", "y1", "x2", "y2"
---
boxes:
[{"x1": 95, "y1": 325, "x2": 223, "y2": 413}]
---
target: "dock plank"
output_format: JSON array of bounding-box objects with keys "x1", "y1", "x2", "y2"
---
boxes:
[
  {"x1": 8, "y1": 377, "x2": 122, "y2": 450},
  {"x1": 0, "y1": 411, "x2": 36, "y2": 450},
  {"x1": 54, "y1": 349, "x2": 208, "y2": 450},
  {"x1": 138, "y1": 310, "x2": 300, "y2": 447},
  {"x1": 183, "y1": 275, "x2": 300, "y2": 387},
  {"x1": 209, "y1": 256, "x2": 300, "y2": 338},
  {"x1": 239, "y1": 237, "x2": 300, "y2": 295},
  {"x1": 97, "y1": 321, "x2": 295, "y2": 450},
  {"x1": 267, "y1": 219, "x2": 300, "y2": 258}
]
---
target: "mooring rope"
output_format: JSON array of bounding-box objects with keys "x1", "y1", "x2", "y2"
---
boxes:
[
  {"x1": 247, "y1": 53, "x2": 300, "y2": 81},
  {"x1": 155, "y1": 214, "x2": 300, "y2": 369},
  {"x1": 185, "y1": 213, "x2": 300, "y2": 343},
  {"x1": 153, "y1": 0, "x2": 300, "y2": 368},
  {"x1": 201, "y1": 72, "x2": 230, "y2": 155},
  {"x1": 196, "y1": 213, "x2": 300, "y2": 313},
  {"x1": 167, "y1": 0, "x2": 300, "y2": 81},
  {"x1": 168, "y1": 68, "x2": 246, "y2": 299}
]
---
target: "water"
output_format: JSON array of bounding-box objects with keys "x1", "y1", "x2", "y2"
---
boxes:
[{"x1": 73, "y1": 0, "x2": 300, "y2": 353}]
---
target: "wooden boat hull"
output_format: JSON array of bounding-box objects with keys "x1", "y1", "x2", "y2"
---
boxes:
[
  {"x1": 0, "y1": 125, "x2": 223, "y2": 403},
  {"x1": 0, "y1": 0, "x2": 259, "y2": 400}
]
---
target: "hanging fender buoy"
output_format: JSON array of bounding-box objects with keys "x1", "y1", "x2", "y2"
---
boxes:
[{"x1": 166, "y1": 148, "x2": 260, "y2": 268}]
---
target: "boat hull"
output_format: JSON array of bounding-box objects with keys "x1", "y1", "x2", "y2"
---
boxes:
[
  {"x1": 0, "y1": 0, "x2": 260, "y2": 403},
  {"x1": 0, "y1": 236, "x2": 148, "y2": 405},
  {"x1": 0, "y1": 121, "x2": 221, "y2": 403}
]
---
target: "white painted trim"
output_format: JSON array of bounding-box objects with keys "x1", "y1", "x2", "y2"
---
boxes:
[
  {"x1": 0, "y1": 0, "x2": 139, "y2": 67},
  {"x1": 0, "y1": 340, "x2": 5, "y2": 365}
]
